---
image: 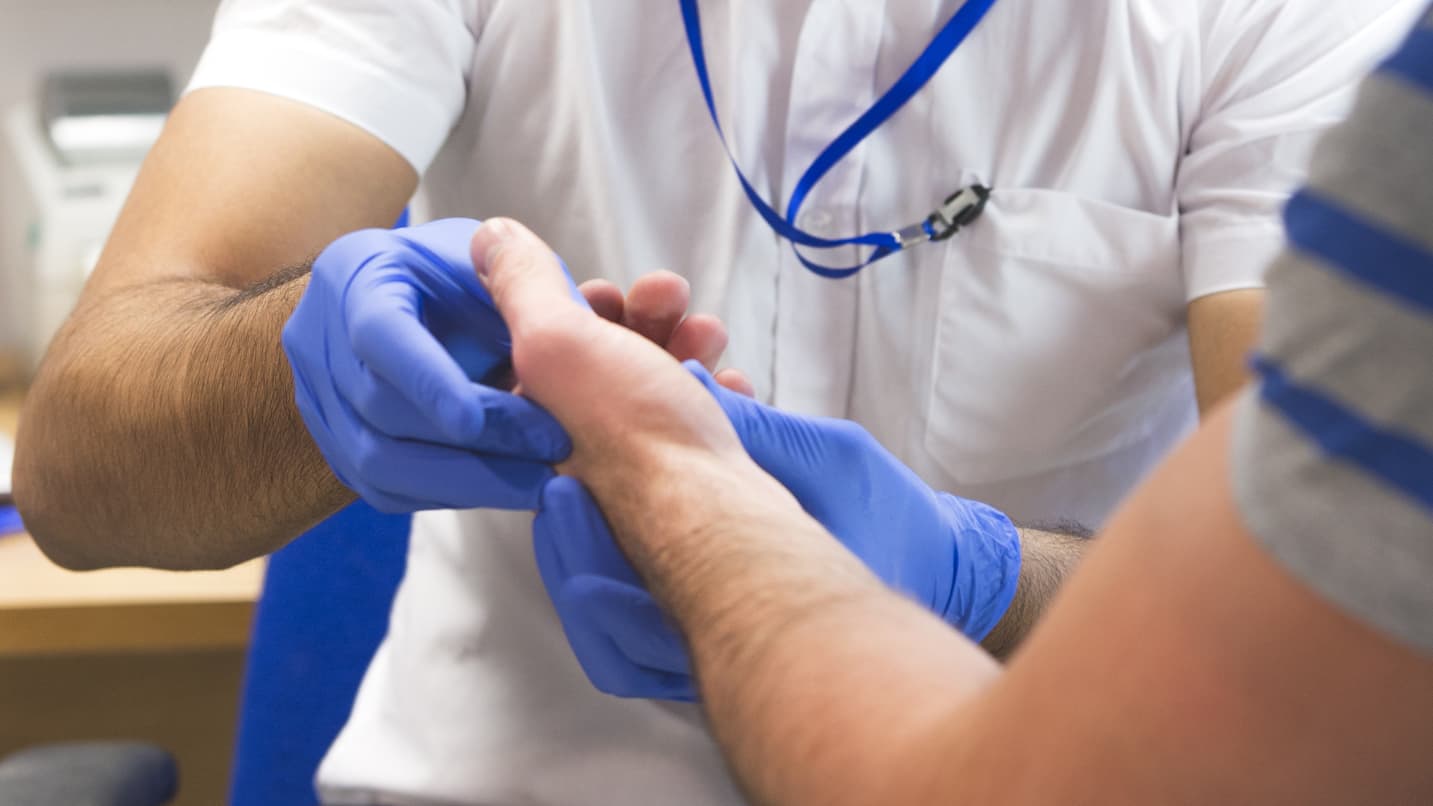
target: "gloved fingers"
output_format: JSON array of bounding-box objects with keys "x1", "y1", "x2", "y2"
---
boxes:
[
  {"x1": 287, "y1": 317, "x2": 384, "y2": 494},
  {"x1": 345, "y1": 432, "x2": 553, "y2": 511},
  {"x1": 346, "y1": 486, "x2": 448, "y2": 516},
  {"x1": 555, "y1": 580, "x2": 697, "y2": 701},
  {"x1": 533, "y1": 476, "x2": 644, "y2": 584},
  {"x1": 532, "y1": 477, "x2": 697, "y2": 700},
  {"x1": 564, "y1": 575, "x2": 692, "y2": 675},
  {"x1": 345, "y1": 283, "x2": 571, "y2": 461},
  {"x1": 289, "y1": 361, "x2": 359, "y2": 492},
  {"x1": 664, "y1": 313, "x2": 728, "y2": 371},
  {"x1": 391, "y1": 218, "x2": 483, "y2": 273},
  {"x1": 282, "y1": 417, "x2": 434, "y2": 514},
  {"x1": 292, "y1": 302, "x2": 558, "y2": 509},
  {"x1": 313, "y1": 394, "x2": 551, "y2": 512},
  {"x1": 465, "y1": 388, "x2": 573, "y2": 462},
  {"x1": 346, "y1": 279, "x2": 489, "y2": 440},
  {"x1": 622, "y1": 271, "x2": 690, "y2": 347},
  {"x1": 331, "y1": 354, "x2": 479, "y2": 446},
  {"x1": 333, "y1": 359, "x2": 571, "y2": 463},
  {"x1": 685, "y1": 360, "x2": 863, "y2": 507},
  {"x1": 684, "y1": 361, "x2": 819, "y2": 467}
]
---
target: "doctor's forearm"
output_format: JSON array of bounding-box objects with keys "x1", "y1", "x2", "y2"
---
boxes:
[
  {"x1": 14, "y1": 270, "x2": 351, "y2": 570},
  {"x1": 981, "y1": 527, "x2": 1089, "y2": 658}
]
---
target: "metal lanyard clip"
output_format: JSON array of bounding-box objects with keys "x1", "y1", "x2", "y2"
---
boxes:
[
  {"x1": 927, "y1": 184, "x2": 990, "y2": 241},
  {"x1": 894, "y1": 184, "x2": 991, "y2": 249}
]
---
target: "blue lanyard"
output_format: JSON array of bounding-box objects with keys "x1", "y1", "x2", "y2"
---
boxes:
[{"x1": 679, "y1": 0, "x2": 999, "y2": 279}]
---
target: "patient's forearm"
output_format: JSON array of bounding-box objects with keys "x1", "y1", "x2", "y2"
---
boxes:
[
  {"x1": 14, "y1": 270, "x2": 350, "y2": 570},
  {"x1": 582, "y1": 447, "x2": 1001, "y2": 806}
]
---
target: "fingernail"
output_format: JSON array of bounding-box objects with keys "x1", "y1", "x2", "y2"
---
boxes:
[{"x1": 476, "y1": 218, "x2": 516, "y2": 279}]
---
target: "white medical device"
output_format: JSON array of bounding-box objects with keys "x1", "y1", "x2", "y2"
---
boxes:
[{"x1": 0, "y1": 73, "x2": 167, "y2": 373}]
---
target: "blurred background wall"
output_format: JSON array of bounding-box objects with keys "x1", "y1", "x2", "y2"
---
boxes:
[
  {"x1": 0, "y1": 0, "x2": 219, "y2": 114},
  {"x1": 0, "y1": 0, "x2": 220, "y2": 385}
]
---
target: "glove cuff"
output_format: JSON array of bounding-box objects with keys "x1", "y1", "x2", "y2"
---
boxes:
[{"x1": 935, "y1": 494, "x2": 1023, "y2": 642}]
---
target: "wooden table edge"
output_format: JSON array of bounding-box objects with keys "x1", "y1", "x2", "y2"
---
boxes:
[{"x1": 0, "y1": 599, "x2": 257, "y2": 658}]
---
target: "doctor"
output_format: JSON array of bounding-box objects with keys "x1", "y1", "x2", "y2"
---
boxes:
[{"x1": 12, "y1": 1, "x2": 1423, "y2": 804}]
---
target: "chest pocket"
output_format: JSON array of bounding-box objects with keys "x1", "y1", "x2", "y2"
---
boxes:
[{"x1": 923, "y1": 188, "x2": 1190, "y2": 486}]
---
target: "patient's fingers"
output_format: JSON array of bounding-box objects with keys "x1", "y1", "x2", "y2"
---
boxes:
[
  {"x1": 623, "y1": 271, "x2": 690, "y2": 346},
  {"x1": 477, "y1": 218, "x2": 745, "y2": 469},
  {"x1": 715, "y1": 368, "x2": 755, "y2": 398},
  {"x1": 665, "y1": 314, "x2": 728, "y2": 371},
  {"x1": 580, "y1": 279, "x2": 625, "y2": 323}
]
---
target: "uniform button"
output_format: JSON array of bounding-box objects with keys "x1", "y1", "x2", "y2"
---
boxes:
[{"x1": 799, "y1": 208, "x2": 834, "y2": 235}]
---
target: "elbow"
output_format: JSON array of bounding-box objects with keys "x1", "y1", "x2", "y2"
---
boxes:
[
  {"x1": 11, "y1": 436, "x2": 118, "y2": 570},
  {"x1": 13, "y1": 479, "x2": 107, "y2": 571},
  {"x1": 15, "y1": 434, "x2": 277, "y2": 572},
  {"x1": 13, "y1": 405, "x2": 135, "y2": 571},
  {"x1": 12, "y1": 349, "x2": 119, "y2": 569},
  {"x1": 13, "y1": 369, "x2": 159, "y2": 570},
  {"x1": 16, "y1": 477, "x2": 256, "y2": 572}
]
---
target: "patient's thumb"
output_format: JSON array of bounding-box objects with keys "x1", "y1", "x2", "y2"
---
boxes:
[{"x1": 472, "y1": 218, "x2": 584, "y2": 338}]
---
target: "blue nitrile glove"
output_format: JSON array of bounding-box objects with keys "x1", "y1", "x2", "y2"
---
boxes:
[
  {"x1": 284, "y1": 218, "x2": 573, "y2": 512},
  {"x1": 533, "y1": 362, "x2": 1023, "y2": 701}
]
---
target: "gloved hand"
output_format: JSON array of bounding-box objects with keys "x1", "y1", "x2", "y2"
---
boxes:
[
  {"x1": 284, "y1": 218, "x2": 573, "y2": 512},
  {"x1": 534, "y1": 362, "x2": 1023, "y2": 701}
]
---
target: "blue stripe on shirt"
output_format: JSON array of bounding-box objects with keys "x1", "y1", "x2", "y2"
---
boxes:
[
  {"x1": 1380, "y1": 23, "x2": 1433, "y2": 92},
  {"x1": 1284, "y1": 191, "x2": 1433, "y2": 314},
  {"x1": 1254, "y1": 356, "x2": 1433, "y2": 515}
]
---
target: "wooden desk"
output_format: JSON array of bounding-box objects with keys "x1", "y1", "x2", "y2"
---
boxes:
[{"x1": 0, "y1": 536, "x2": 264, "y2": 657}]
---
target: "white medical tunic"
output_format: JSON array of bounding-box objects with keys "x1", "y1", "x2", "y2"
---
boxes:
[{"x1": 188, "y1": 1, "x2": 1422, "y2": 803}]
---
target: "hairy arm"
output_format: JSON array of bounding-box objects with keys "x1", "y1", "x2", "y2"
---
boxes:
[
  {"x1": 645, "y1": 407, "x2": 1432, "y2": 806},
  {"x1": 481, "y1": 220, "x2": 1432, "y2": 806},
  {"x1": 577, "y1": 387, "x2": 1433, "y2": 805},
  {"x1": 14, "y1": 88, "x2": 414, "y2": 569},
  {"x1": 980, "y1": 525, "x2": 1086, "y2": 657}
]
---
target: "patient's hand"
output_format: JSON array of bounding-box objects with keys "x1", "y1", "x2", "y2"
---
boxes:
[
  {"x1": 471, "y1": 218, "x2": 796, "y2": 551},
  {"x1": 577, "y1": 273, "x2": 754, "y2": 397}
]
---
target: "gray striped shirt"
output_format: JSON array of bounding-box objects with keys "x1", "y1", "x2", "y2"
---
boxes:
[{"x1": 1233, "y1": 6, "x2": 1433, "y2": 654}]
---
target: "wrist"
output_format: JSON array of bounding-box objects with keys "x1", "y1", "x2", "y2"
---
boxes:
[
  {"x1": 578, "y1": 444, "x2": 813, "y2": 609},
  {"x1": 582, "y1": 442, "x2": 786, "y2": 551}
]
